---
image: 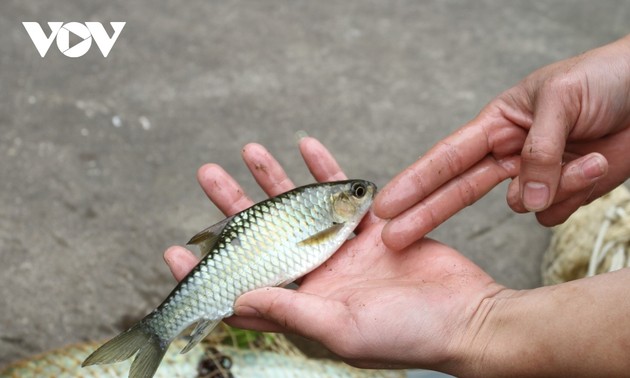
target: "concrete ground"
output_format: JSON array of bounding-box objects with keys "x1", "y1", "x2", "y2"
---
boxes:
[{"x1": 1, "y1": 0, "x2": 628, "y2": 373}]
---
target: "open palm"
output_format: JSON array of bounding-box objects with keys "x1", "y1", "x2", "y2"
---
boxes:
[{"x1": 164, "y1": 137, "x2": 504, "y2": 372}]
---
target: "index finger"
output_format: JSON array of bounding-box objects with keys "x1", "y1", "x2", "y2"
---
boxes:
[
  {"x1": 381, "y1": 155, "x2": 520, "y2": 250},
  {"x1": 374, "y1": 113, "x2": 525, "y2": 219},
  {"x1": 197, "y1": 163, "x2": 255, "y2": 216}
]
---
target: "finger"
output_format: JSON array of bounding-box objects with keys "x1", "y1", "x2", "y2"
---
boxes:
[
  {"x1": 507, "y1": 153, "x2": 608, "y2": 213},
  {"x1": 506, "y1": 178, "x2": 527, "y2": 213},
  {"x1": 381, "y1": 155, "x2": 519, "y2": 251},
  {"x1": 224, "y1": 315, "x2": 287, "y2": 333},
  {"x1": 374, "y1": 115, "x2": 525, "y2": 220},
  {"x1": 163, "y1": 246, "x2": 199, "y2": 282},
  {"x1": 535, "y1": 186, "x2": 596, "y2": 226},
  {"x1": 234, "y1": 287, "x2": 348, "y2": 346},
  {"x1": 241, "y1": 143, "x2": 296, "y2": 196},
  {"x1": 197, "y1": 163, "x2": 254, "y2": 215},
  {"x1": 298, "y1": 136, "x2": 347, "y2": 182},
  {"x1": 518, "y1": 85, "x2": 580, "y2": 212}
]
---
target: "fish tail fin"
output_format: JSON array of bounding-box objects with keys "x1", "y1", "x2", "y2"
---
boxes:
[
  {"x1": 82, "y1": 321, "x2": 168, "y2": 378},
  {"x1": 130, "y1": 336, "x2": 168, "y2": 378}
]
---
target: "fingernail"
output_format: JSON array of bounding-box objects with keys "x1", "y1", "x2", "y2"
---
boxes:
[
  {"x1": 294, "y1": 130, "x2": 309, "y2": 144},
  {"x1": 523, "y1": 182, "x2": 549, "y2": 211},
  {"x1": 581, "y1": 155, "x2": 606, "y2": 180},
  {"x1": 234, "y1": 305, "x2": 261, "y2": 318}
]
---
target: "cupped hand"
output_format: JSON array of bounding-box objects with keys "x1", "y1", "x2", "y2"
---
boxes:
[
  {"x1": 375, "y1": 34, "x2": 630, "y2": 251},
  {"x1": 163, "y1": 137, "x2": 504, "y2": 373}
]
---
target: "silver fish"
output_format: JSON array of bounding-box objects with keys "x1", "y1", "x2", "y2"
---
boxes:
[{"x1": 82, "y1": 180, "x2": 376, "y2": 378}]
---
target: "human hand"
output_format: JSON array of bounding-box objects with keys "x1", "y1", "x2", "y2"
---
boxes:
[
  {"x1": 375, "y1": 34, "x2": 630, "y2": 251},
  {"x1": 163, "y1": 137, "x2": 505, "y2": 373}
]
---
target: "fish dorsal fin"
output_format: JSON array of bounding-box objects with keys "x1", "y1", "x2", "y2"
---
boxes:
[
  {"x1": 298, "y1": 223, "x2": 344, "y2": 247},
  {"x1": 187, "y1": 215, "x2": 234, "y2": 257},
  {"x1": 180, "y1": 318, "x2": 220, "y2": 354}
]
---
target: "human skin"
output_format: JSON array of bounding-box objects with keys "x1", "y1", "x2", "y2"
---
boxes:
[
  {"x1": 164, "y1": 138, "x2": 630, "y2": 376},
  {"x1": 164, "y1": 138, "x2": 504, "y2": 372},
  {"x1": 374, "y1": 34, "x2": 630, "y2": 251}
]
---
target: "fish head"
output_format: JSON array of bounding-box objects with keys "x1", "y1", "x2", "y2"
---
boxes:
[{"x1": 330, "y1": 180, "x2": 376, "y2": 224}]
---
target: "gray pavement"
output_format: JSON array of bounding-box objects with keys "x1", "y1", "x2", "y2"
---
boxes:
[{"x1": 1, "y1": 0, "x2": 629, "y2": 372}]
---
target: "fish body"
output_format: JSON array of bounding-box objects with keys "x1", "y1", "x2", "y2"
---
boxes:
[{"x1": 82, "y1": 180, "x2": 376, "y2": 378}]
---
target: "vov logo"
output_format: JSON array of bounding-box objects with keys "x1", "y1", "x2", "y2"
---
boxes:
[{"x1": 22, "y1": 22, "x2": 126, "y2": 58}]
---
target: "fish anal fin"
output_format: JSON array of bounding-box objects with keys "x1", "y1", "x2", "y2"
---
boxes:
[
  {"x1": 187, "y1": 216, "x2": 234, "y2": 257},
  {"x1": 298, "y1": 223, "x2": 344, "y2": 247},
  {"x1": 180, "y1": 319, "x2": 220, "y2": 354}
]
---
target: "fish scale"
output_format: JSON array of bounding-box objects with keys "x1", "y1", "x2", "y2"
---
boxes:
[
  {"x1": 152, "y1": 188, "x2": 337, "y2": 334},
  {"x1": 82, "y1": 180, "x2": 375, "y2": 378}
]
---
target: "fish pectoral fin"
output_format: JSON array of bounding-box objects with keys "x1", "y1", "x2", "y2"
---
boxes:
[
  {"x1": 181, "y1": 318, "x2": 220, "y2": 354},
  {"x1": 187, "y1": 215, "x2": 234, "y2": 257},
  {"x1": 297, "y1": 222, "x2": 344, "y2": 247}
]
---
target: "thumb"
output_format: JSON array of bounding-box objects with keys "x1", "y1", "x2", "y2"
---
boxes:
[
  {"x1": 234, "y1": 287, "x2": 347, "y2": 342},
  {"x1": 519, "y1": 88, "x2": 579, "y2": 212}
]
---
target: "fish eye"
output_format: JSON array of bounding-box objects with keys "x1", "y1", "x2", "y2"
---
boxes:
[{"x1": 352, "y1": 182, "x2": 367, "y2": 198}]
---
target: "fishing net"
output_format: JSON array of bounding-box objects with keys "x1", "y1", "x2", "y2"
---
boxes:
[
  {"x1": 196, "y1": 325, "x2": 312, "y2": 378},
  {"x1": 542, "y1": 184, "x2": 630, "y2": 285},
  {"x1": 0, "y1": 325, "x2": 404, "y2": 378}
]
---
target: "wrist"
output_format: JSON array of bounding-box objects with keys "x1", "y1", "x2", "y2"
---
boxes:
[
  {"x1": 451, "y1": 270, "x2": 630, "y2": 377},
  {"x1": 446, "y1": 288, "x2": 523, "y2": 378}
]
